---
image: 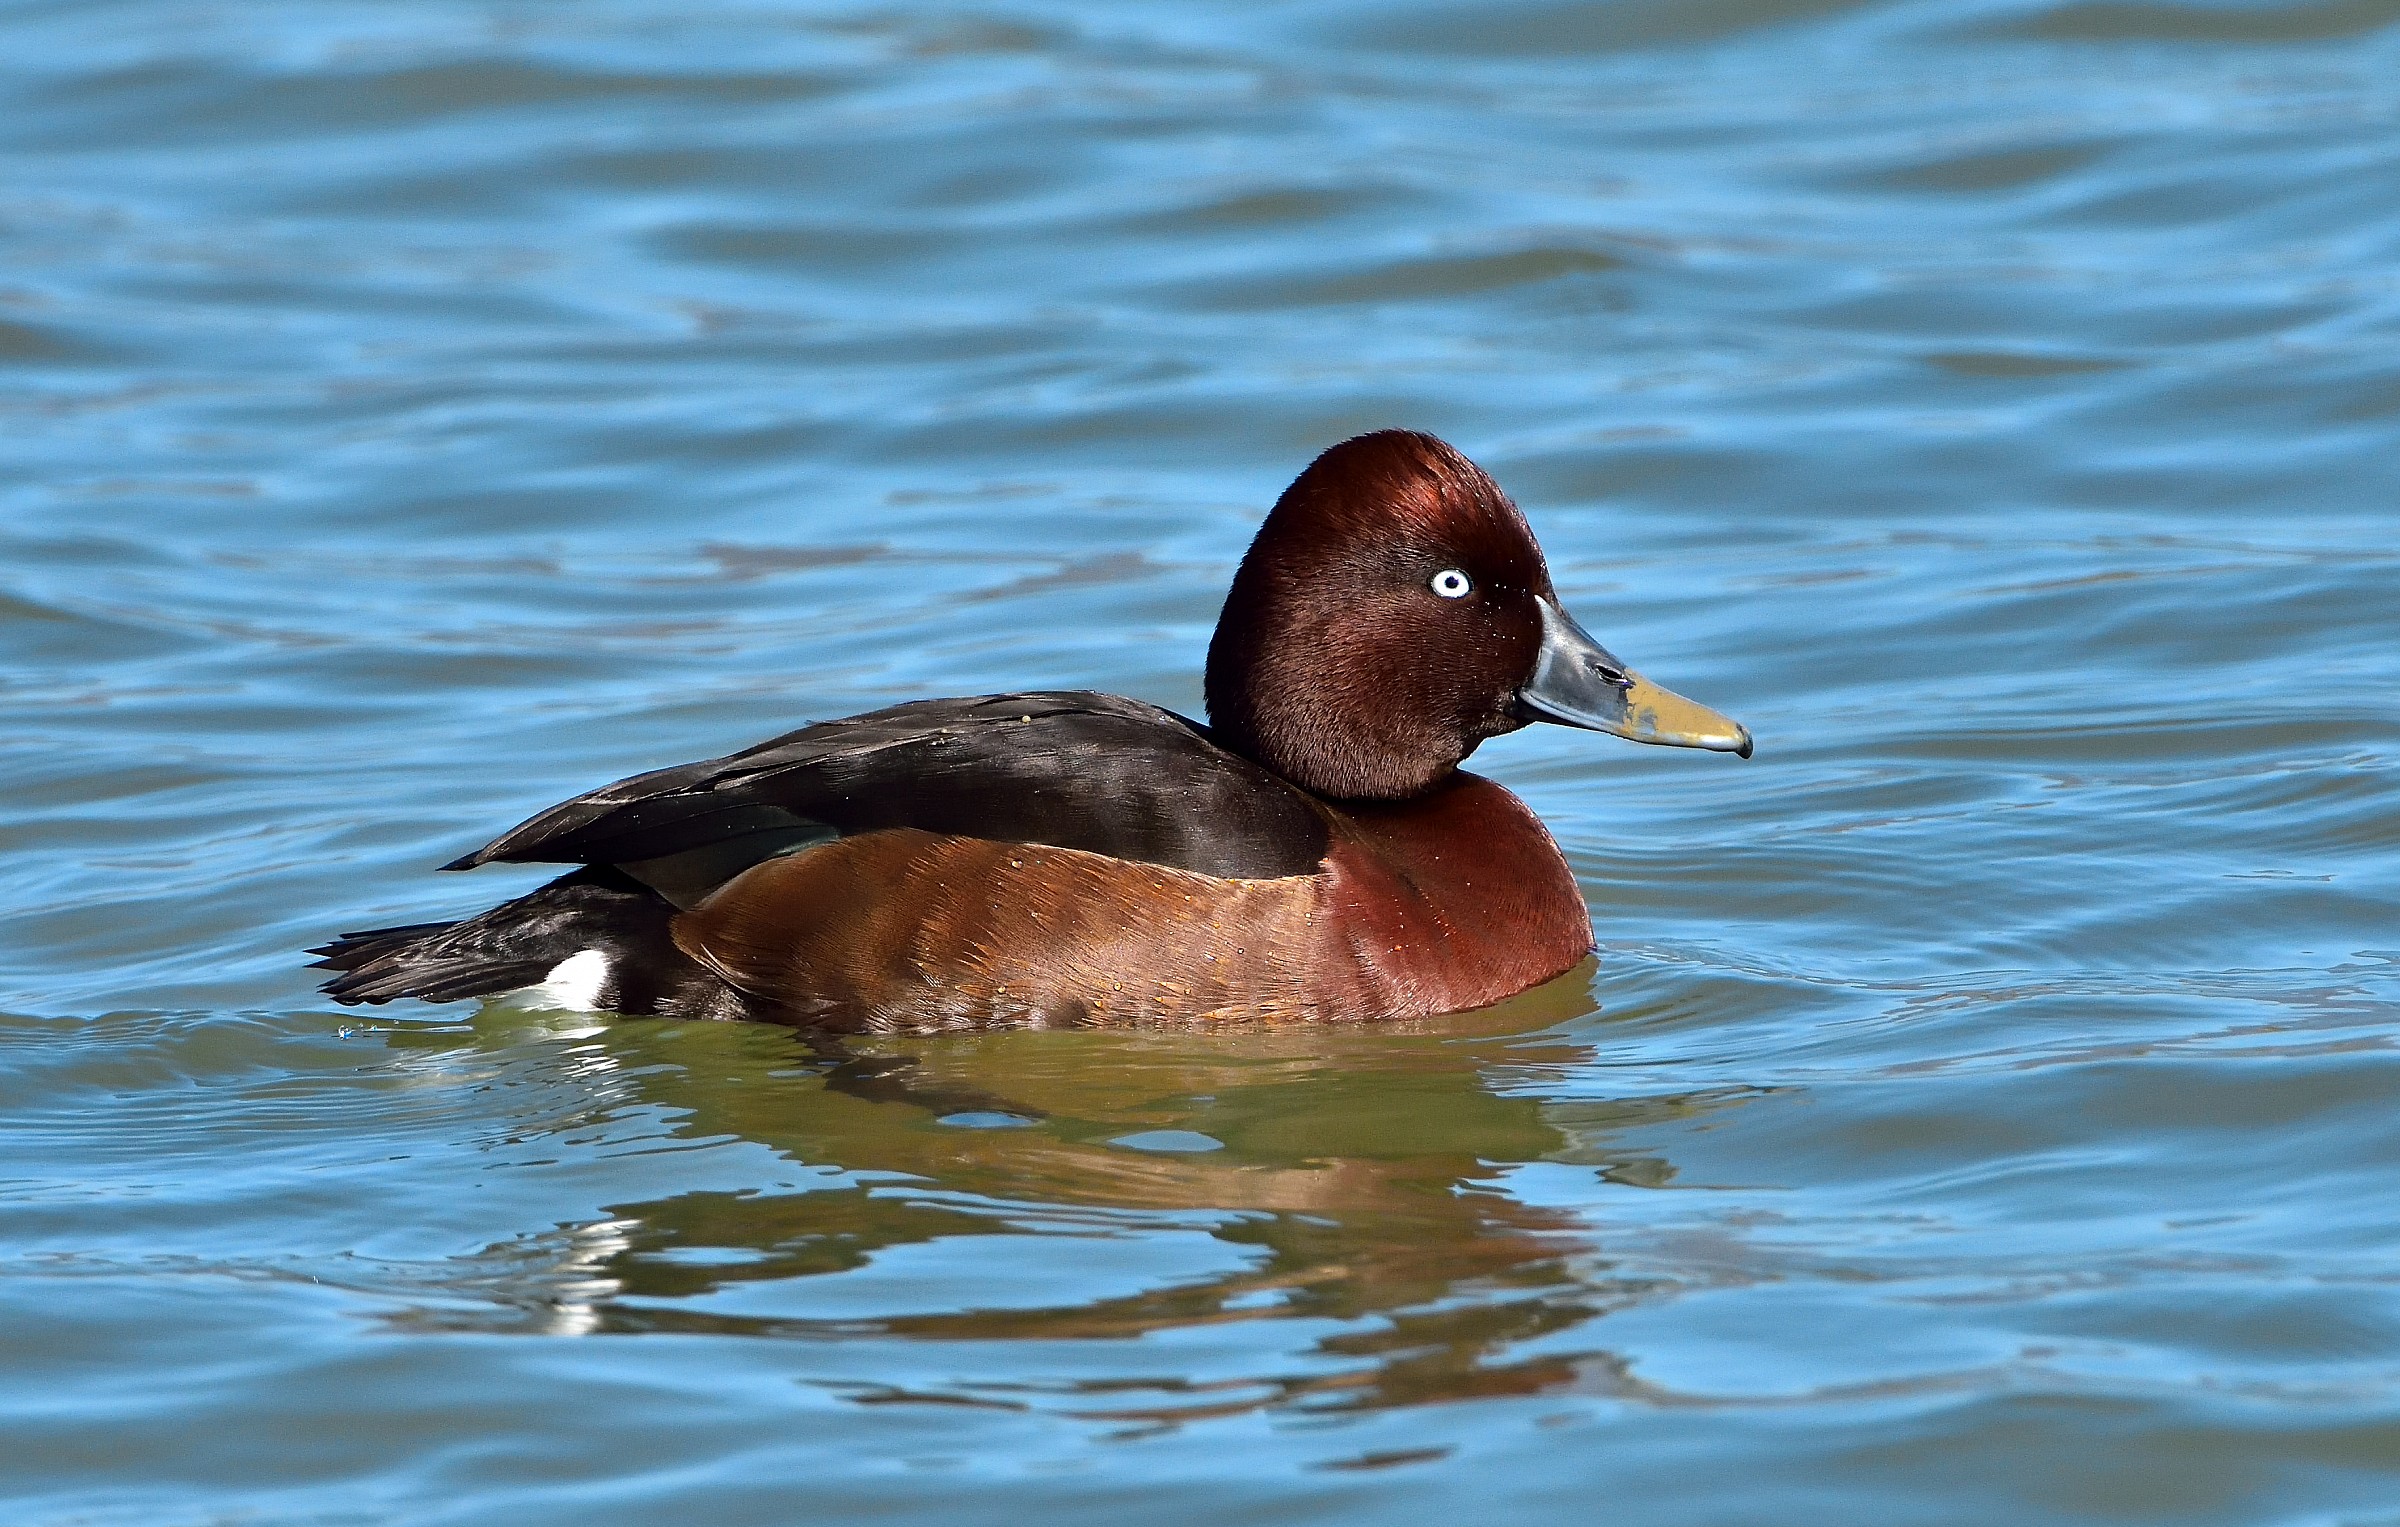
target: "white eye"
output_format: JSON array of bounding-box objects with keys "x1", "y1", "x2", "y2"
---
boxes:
[{"x1": 1429, "y1": 568, "x2": 1473, "y2": 599}]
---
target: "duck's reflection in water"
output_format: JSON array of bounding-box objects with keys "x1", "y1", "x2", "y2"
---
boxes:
[{"x1": 395, "y1": 963, "x2": 1757, "y2": 1420}]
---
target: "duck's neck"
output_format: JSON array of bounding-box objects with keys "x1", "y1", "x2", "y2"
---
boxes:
[
  {"x1": 1205, "y1": 606, "x2": 1472, "y2": 801},
  {"x1": 1205, "y1": 707, "x2": 1461, "y2": 803}
]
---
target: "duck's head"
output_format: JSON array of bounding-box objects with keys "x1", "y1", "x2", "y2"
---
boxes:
[{"x1": 1205, "y1": 430, "x2": 1752, "y2": 800}]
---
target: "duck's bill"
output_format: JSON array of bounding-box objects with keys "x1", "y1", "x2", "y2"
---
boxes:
[{"x1": 1518, "y1": 595, "x2": 1753, "y2": 758}]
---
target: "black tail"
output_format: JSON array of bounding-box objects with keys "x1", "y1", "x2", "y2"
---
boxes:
[{"x1": 308, "y1": 866, "x2": 734, "y2": 1016}]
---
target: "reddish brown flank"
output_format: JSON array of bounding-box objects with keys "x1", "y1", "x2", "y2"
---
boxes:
[{"x1": 670, "y1": 774, "x2": 1591, "y2": 1032}]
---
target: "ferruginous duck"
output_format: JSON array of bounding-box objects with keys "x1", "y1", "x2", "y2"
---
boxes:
[{"x1": 312, "y1": 430, "x2": 1751, "y2": 1029}]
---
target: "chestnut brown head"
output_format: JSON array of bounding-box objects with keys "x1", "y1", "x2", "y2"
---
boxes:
[{"x1": 1204, "y1": 430, "x2": 1750, "y2": 801}]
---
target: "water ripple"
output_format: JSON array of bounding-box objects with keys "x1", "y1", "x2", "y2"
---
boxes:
[{"x1": 3, "y1": 0, "x2": 2399, "y2": 1522}]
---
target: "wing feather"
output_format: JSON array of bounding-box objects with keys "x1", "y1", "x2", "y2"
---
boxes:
[{"x1": 443, "y1": 691, "x2": 1328, "y2": 884}]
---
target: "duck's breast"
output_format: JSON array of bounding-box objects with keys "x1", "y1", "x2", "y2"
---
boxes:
[{"x1": 1308, "y1": 772, "x2": 1594, "y2": 1018}]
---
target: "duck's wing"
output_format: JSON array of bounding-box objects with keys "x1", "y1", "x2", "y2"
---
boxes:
[{"x1": 444, "y1": 691, "x2": 1328, "y2": 901}]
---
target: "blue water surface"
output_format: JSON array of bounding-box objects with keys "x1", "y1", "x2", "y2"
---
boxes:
[{"x1": 3, "y1": 0, "x2": 2399, "y2": 1522}]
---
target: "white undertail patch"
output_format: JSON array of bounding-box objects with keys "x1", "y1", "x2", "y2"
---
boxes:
[{"x1": 525, "y1": 948, "x2": 611, "y2": 1012}]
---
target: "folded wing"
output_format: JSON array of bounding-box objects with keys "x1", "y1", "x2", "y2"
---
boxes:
[{"x1": 445, "y1": 691, "x2": 1329, "y2": 904}]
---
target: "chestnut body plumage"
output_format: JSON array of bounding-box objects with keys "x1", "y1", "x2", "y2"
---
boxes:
[{"x1": 312, "y1": 431, "x2": 1750, "y2": 1030}]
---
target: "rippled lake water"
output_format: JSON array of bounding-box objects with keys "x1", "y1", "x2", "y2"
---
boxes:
[{"x1": 5, "y1": 0, "x2": 2399, "y2": 1521}]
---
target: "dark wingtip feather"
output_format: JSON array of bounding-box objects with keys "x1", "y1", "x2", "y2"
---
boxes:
[
  {"x1": 306, "y1": 922, "x2": 456, "y2": 971},
  {"x1": 304, "y1": 921, "x2": 481, "y2": 1003}
]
